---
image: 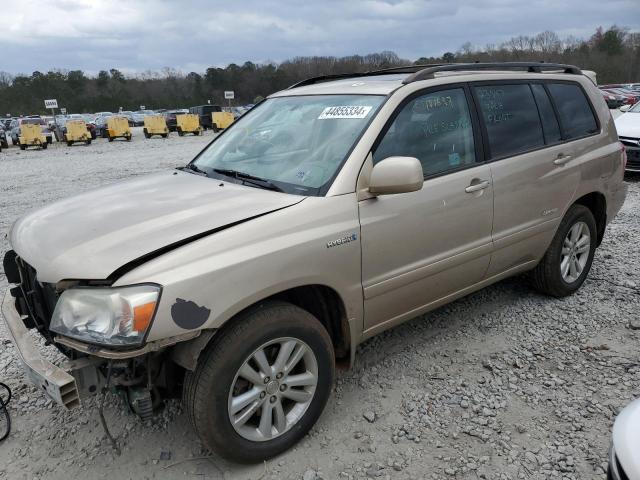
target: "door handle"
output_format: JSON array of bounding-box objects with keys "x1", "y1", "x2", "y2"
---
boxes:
[
  {"x1": 465, "y1": 180, "x2": 490, "y2": 193},
  {"x1": 553, "y1": 154, "x2": 572, "y2": 166}
]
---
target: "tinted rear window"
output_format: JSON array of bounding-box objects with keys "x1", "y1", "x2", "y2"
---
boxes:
[
  {"x1": 547, "y1": 83, "x2": 598, "y2": 139},
  {"x1": 474, "y1": 84, "x2": 544, "y2": 159}
]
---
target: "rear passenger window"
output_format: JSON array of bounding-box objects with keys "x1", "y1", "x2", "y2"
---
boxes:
[
  {"x1": 474, "y1": 84, "x2": 544, "y2": 159},
  {"x1": 531, "y1": 84, "x2": 562, "y2": 144},
  {"x1": 547, "y1": 83, "x2": 598, "y2": 139},
  {"x1": 373, "y1": 88, "x2": 476, "y2": 177}
]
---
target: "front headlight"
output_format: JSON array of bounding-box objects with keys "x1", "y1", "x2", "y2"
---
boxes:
[{"x1": 50, "y1": 284, "x2": 161, "y2": 347}]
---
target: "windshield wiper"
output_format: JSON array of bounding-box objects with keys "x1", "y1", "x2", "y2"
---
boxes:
[
  {"x1": 178, "y1": 163, "x2": 208, "y2": 176},
  {"x1": 212, "y1": 168, "x2": 284, "y2": 192}
]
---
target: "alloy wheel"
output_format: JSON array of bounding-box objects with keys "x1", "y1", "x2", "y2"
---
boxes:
[
  {"x1": 227, "y1": 337, "x2": 318, "y2": 442},
  {"x1": 560, "y1": 221, "x2": 590, "y2": 283}
]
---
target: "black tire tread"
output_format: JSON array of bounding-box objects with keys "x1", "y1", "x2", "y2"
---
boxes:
[
  {"x1": 184, "y1": 301, "x2": 334, "y2": 463},
  {"x1": 531, "y1": 204, "x2": 596, "y2": 297}
]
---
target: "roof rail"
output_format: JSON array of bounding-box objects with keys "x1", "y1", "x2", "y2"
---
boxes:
[
  {"x1": 403, "y1": 62, "x2": 582, "y2": 84},
  {"x1": 287, "y1": 64, "x2": 443, "y2": 89}
]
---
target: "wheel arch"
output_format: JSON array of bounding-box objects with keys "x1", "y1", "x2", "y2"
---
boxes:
[
  {"x1": 171, "y1": 284, "x2": 353, "y2": 371},
  {"x1": 572, "y1": 191, "x2": 607, "y2": 246}
]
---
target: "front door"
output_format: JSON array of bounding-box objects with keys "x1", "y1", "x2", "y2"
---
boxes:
[{"x1": 359, "y1": 86, "x2": 494, "y2": 332}]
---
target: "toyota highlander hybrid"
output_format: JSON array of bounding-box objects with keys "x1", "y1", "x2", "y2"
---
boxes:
[{"x1": 1, "y1": 63, "x2": 628, "y2": 462}]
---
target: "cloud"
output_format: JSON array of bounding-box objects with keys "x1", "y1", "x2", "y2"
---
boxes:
[{"x1": 1, "y1": 0, "x2": 638, "y2": 75}]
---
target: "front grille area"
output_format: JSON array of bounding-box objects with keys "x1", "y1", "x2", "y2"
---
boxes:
[
  {"x1": 626, "y1": 147, "x2": 640, "y2": 170},
  {"x1": 3, "y1": 250, "x2": 59, "y2": 342},
  {"x1": 621, "y1": 138, "x2": 640, "y2": 170}
]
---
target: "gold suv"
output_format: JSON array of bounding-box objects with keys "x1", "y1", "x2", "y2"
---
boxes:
[{"x1": 2, "y1": 63, "x2": 628, "y2": 462}]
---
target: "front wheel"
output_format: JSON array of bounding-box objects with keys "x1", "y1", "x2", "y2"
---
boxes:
[
  {"x1": 184, "y1": 302, "x2": 335, "y2": 463},
  {"x1": 531, "y1": 204, "x2": 597, "y2": 297}
]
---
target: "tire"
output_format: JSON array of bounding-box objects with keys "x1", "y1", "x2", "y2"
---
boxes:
[
  {"x1": 184, "y1": 301, "x2": 335, "y2": 463},
  {"x1": 212, "y1": 124, "x2": 219, "y2": 133},
  {"x1": 531, "y1": 204, "x2": 597, "y2": 297},
  {"x1": 41, "y1": 142, "x2": 47, "y2": 150},
  {"x1": 108, "y1": 136, "x2": 114, "y2": 142},
  {"x1": 19, "y1": 144, "x2": 26, "y2": 151},
  {"x1": 86, "y1": 139, "x2": 91, "y2": 145},
  {"x1": 144, "y1": 129, "x2": 150, "y2": 139},
  {"x1": 126, "y1": 135, "x2": 131, "y2": 142},
  {"x1": 178, "y1": 128, "x2": 184, "y2": 137},
  {"x1": 162, "y1": 133, "x2": 168, "y2": 138},
  {"x1": 66, "y1": 141, "x2": 73, "y2": 147}
]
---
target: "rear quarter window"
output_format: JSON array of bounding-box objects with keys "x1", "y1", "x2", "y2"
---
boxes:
[{"x1": 547, "y1": 83, "x2": 598, "y2": 139}]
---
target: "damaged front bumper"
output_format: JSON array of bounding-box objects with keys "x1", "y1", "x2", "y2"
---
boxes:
[{"x1": 1, "y1": 289, "x2": 81, "y2": 409}]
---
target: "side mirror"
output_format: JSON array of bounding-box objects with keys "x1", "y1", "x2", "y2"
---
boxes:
[
  {"x1": 368, "y1": 156, "x2": 423, "y2": 195},
  {"x1": 619, "y1": 105, "x2": 631, "y2": 112}
]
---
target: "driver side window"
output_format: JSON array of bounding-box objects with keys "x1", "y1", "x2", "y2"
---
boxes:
[{"x1": 373, "y1": 88, "x2": 477, "y2": 178}]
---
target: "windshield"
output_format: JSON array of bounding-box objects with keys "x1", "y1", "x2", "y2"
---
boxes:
[
  {"x1": 627, "y1": 102, "x2": 640, "y2": 113},
  {"x1": 193, "y1": 94, "x2": 385, "y2": 195}
]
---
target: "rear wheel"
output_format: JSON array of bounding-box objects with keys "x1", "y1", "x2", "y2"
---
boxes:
[
  {"x1": 184, "y1": 302, "x2": 334, "y2": 463},
  {"x1": 108, "y1": 135, "x2": 114, "y2": 142},
  {"x1": 143, "y1": 128, "x2": 150, "y2": 139},
  {"x1": 86, "y1": 139, "x2": 91, "y2": 145},
  {"x1": 19, "y1": 144, "x2": 26, "y2": 150},
  {"x1": 41, "y1": 142, "x2": 47, "y2": 150},
  {"x1": 66, "y1": 140, "x2": 73, "y2": 146},
  {"x1": 177, "y1": 127, "x2": 184, "y2": 137},
  {"x1": 531, "y1": 204, "x2": 596, "y2": 297}
]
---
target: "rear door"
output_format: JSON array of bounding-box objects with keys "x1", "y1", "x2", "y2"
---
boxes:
[
  {"x1": 472, "y1": 81, "x2": 595, "y2": 276},
  {"x1": 359, "y1": 86, "x2": 494, "y2": 332}
]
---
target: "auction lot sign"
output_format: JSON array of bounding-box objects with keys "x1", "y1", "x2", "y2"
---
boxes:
[{"x1": 44, "y1": 99, "x2": 58, "y2": 109}]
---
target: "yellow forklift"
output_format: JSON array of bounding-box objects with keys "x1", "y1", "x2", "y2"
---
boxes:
[
  {"x1": 176, "y1": 114, "x2": 202, "y2": 136},
  {"x1": 64, "y1": 120, "x2": 92, "y2": 146},
  {"x1": 18, "y1": 124, "x2": 48, "y2": 150},
  {"x1": 143, "y1": 115, "x2": 169, "y2": 138},
  {"x1": 106, "y1": 116, "x2": 132, "y2": 142},
  {"x1": 211, "y1": 111, "x2": 234, "y2": 133}
]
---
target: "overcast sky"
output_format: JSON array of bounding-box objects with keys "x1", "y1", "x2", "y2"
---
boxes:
[{"x1": 2, "y1": 0, "x2": 638, "y2": 76}]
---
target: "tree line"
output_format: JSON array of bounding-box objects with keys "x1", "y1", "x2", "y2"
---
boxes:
[{"x1": 0, "y1": 26, "x2": 637, "y2": 117}]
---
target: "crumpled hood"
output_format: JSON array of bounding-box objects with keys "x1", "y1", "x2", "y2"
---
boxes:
[
  {"x1": 10, "y1": 170, "x2": 303, "y2": 283},
  {"x1": 615, "y1": 113, "x2": 640, "y2": 139}
]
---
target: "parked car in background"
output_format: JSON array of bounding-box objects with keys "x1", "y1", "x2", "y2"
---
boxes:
[
  {"x1": 0, "y1": 125, "x2": 8, "y2": 148},
  {"x1": 189, "y1": 104, "x2": 222, "y2": 130},
  {"x1": 8, "y1": 117, "x2": 53, "y2": 145},
  {"x1": 602, "y1": 88, "x2": 640, "y2": 106},
  {"x1": 615, "y1": 101, "x2": 640, "y2": 172},
  {"x1": 92, "y1": 114, "x2": 112, "y2": 138},
  {"x1": 163, "y1": 110, "x2": 187, "y2": 132},
  {"x1": 600, "y1": 89, "x2": 624, "y2": 109},
  {"x1": 608, "y1": 398, "x2": 640, "y2": 480}
]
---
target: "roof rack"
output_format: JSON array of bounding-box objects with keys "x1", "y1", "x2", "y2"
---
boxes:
[
  {"x1": 287, "y1": 64, "x2": 443, "y2": 89},
  {"x1": 287, "y1": 62, "x2": 583, "y2": 90},
  {"x1": 402, "y1": 62, "x2": 582, "y2": 84}
]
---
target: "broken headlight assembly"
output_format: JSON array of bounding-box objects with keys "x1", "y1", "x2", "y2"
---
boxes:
[{"x1": 50, "y1": 284, "x2": 161, "y2": 347}]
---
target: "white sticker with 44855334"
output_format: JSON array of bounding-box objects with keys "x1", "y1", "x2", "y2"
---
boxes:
[{"x1": 318, "y1": 106, "x2": 373, "y2": 119}]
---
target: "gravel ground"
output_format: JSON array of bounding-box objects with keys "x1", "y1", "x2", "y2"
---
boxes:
[{"x1": 0, "y1": 130, "x2": 638, "y2": 480}]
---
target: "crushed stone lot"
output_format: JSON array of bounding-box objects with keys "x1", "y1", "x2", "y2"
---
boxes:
[{"x1": 0, "y1": 132, "x2": 639, "y2": 480}]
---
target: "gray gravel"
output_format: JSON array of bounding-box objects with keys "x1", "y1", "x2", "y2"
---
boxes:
[{"x1": 0, "y1": 132, "x2": 638, "y2": 480}]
